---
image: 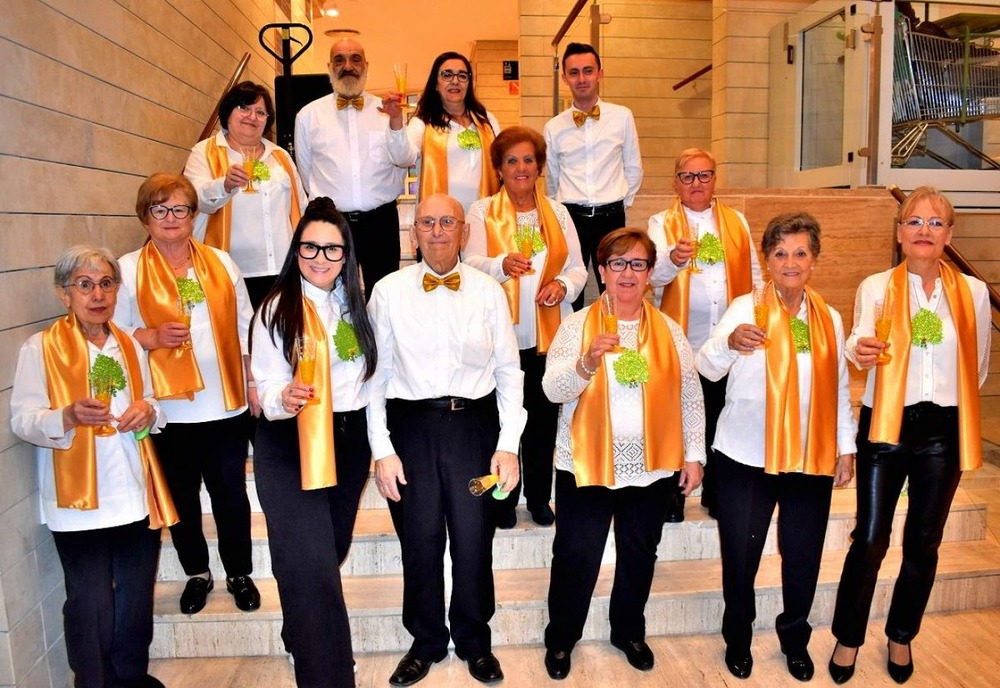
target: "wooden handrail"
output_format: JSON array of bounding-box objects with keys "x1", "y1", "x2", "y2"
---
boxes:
[
  {"x1": 195, "y1": 52, "x2": 252, "y2": 143},
  {"x1": 673, "y1": 64, "x2": 712, "y2": 91},
  {"x1": 551, "y1": 0, "x2": 590, "y2": 48}
]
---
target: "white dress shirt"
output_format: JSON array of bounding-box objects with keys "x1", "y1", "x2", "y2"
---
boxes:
[
  {"x1": 647, "y1": 201, "x2": 763, "y2": 352},
  {"x1": 402, "y1": 113, "x2": 501, "y2": 213},
  {"x1": 366, "y1": 261, "x2": 527, "y2": 460},
  {"x1": 543, "y1": 99, "x2": 643, "y2": 207},
  {"x1": 293, "y1": 93, "x2": 411, "y2": 211},
  {"x1": 542, "y1": 310, "x2": 706, "y2": 489},
  {"x1": 847, "y1": 268, "x2": 991, "y2": 407},
  {"x1": 184, "y1": 132, "x2": 308, "y2": 278},
  {"x1": 11, "y1": 329, "x2": 166, "y2": 532},
  {"x1": 114, "y1": 247, "x2": 253, "y2": 424},
  {"x1": 251, "y1": 279, "x2": 369, "y2": 419},
  {"x1": 696, "y1": 294, "x2": 858, "y2": 468},
  {"x1": 464, "y1": 196, "x2": 588, "y2": 349}
]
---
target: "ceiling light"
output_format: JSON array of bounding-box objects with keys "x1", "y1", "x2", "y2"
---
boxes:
[{"x1": 320, "y1": 1, "x2": 340, "y2": 17}]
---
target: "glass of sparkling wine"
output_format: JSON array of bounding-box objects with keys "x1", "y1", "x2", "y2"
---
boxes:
[
  {"x1": 602, "y1": 291, "x2": 623, "y2": 353},
  {"x1": 685, "y1": 223, "x2": 702, "y2": 274},
  {"x1": 393, "y1": 63, "x2": 408, "y2": 109},
  {"x1": 241, "y1": 145, "x2": 258, "y2": 194},
  {"x1": 468, "y1": 473, "x2": 499, "y2": 495},
  {"x1": 296, "y1": 335, "x2": 318, "y2": 405},
  {"x1": 753, "y1": 285, "x2": 770, "y2": 349},
  {"x1": 874, "y1": 299, "x2": 893, "y2": 364},
  {"x1": 176, "y1": 297, "x2": 194, "y2": 350},
  {"x1": 519, "y1": 233, "x2": 536, "y2": 275},
  {"x1": 91, "y1": 378, "x2": 116, "y2": 437}
]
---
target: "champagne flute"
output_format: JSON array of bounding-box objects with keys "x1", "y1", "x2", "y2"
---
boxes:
[
  {"x1": 392, "y1": 62, "x2": 408, "y2": 109},
  {"x1": 519, "y1": 232, "x2": 536, "y2": 275},
  {"x1": 468, "y1": 473, "x2": 499, "y2": 495},
  {"x1": 91, "y1": 378, "x2": 116, "y2": 437},
  {"x1": 685, "y1": 223, "x2": 702, "y2": 274},
  {"x1": 296, "y1": 335, "x2": 318, "y2": 405},
  {"x1": 874, "y1": 299, "x2": 893, "y2": 364},
  {"x1": 602, "y1": 291, "x2": 623, "y2": 353},
  {"x1": 753, "y1": 284, "x2": 770, "y2": 349},
  {"x1": 241, "y1": 145, "x2": 258, "y2": 194},
  {"x1": 176, "y1": 297, "x2": 194, "y2": 350}
]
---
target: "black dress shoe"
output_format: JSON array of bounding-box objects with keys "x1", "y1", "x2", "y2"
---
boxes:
[
  {"x1": 544, "y1": 649, "x2": 571, "y2": 680},
  {"x1": 887, "y1": 641, "x2": 913, "y2": 684},
  {"x1": 179, "y1": 575, "x2": 213, "y2": 614},
  {"x1": 226, "y1": 575, "x2": 261, "y2": 611},
  {"x1": 465, "y1": 653, "x2": 504, "y2": 683},
  {"x1": 665, "y1": 491, "x2": 686, "y2": 523},
  {"x1": 529, "y1": 504, "x2": 555, "y2": 527},
  {"x1": 388, "y1": 652, "x2": 445, "y2": 686},
  {"x1": 113, "y1": 675, "x2": 166, "y2": 688},
  {"x1": 828, "y1": 643, "x2": 858, "y2": 684},
  {"x1": 496, "y1": 507, "x2": 517, "y2": 530},
  {"x1": 610, "y1": 637, "x2": 654, "y2": 671},
  {"x1": 725, "y1": 649, "x2": 753, "y2": 679},
  {"x1": 784, "y1": 651, "x2": 815, "y2": 681}
]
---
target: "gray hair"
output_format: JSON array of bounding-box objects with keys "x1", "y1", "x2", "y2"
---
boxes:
[{"x1": 54, "y1": 245, "x2": 122, "y2": 288}]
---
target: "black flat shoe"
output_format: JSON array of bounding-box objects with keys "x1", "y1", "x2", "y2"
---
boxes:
[
  {"x1": 665, "y1": 492, "x2": 686, "y2": 523},
  {"x1": 496, "y1": 507, "x2": 517, "y2": 530},
  {"x1": 388, "y1": 651, "x2": 446, "y2": 686},
  {"x1": 529, "y1": 504, "x2": 555, "y2": 527},
  {"x1": 725, "y1": 649, "x2": 753, "y2": 679},
  {"x1": 544, "y1": 648, "x2": 571, "y2": 680},
  {"x1": 610, "y1": 637, "x2": 654, "y2": 671},
  {"x1": 226, "y1": 575, "x2": 261, "y2": 611},
  {"x1": 465, "y1": 653, "x2": 503, "y2": 684},
  {"x1": 112, "y1": 675, "x2": 166, "y2": 688},
  {"x1": 828, "y1": 643, "x2": 858, "y2": 684},
  {"x1": 179, "y1": 575, "x2": 213, "y2": 614},
  {"x1": 785, "y1": 652, "x2": 815, "y2": 682},
  {"x1": 887, "y1": 641, "x2": 914, "y2": 684}
]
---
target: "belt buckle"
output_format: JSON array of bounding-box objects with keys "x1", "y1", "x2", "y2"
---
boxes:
[
  {"x1": 583, "y1": 205, "x2": 597, "y2": 217},
  {"x1": 449, "y1": 398, "x2": 465, "y2": 411}
]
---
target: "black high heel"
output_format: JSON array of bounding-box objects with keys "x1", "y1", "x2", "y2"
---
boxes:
[
  {"x1": 887, "y1": 640, "x2": 914, "y2": 684},
  {"x1": 828, "y1": 642, "x2": 858, "y2": 684}
]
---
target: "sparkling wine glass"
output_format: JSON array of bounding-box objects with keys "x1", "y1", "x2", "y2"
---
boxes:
[
  {"x1": 392, "y1": 62, "x2": 408, "y2": 109},
  {"x1": 685, "y1": 223, "x2": 702, "y2": 274},
  {"x1": 602, "y1": 292, "x2": 623, "y2": 353},
  {"x1": 296, "y1": 335, "x2": 318, "y2": 405},
  {"x1": 91, "y1": 378, "x2": 116, "y2": 437},
  {"x1": 176, "y1": 297, "x2": 194, "y2": 350},
  {"x1": 874, "y1": 299, "x2": 893, "y2": 364},
  {"x1": 241, "y1": 145, "x2": 258, "y2": 194},
  {"x1": 753, "y1": 285, "x2": 770, "y2": 349},
  {"x1": 518, "y1": 233, "x2": 536, "y2": 275},
  {"x1": 468, "y1": 473, "x2": 499, "y2": 495}
]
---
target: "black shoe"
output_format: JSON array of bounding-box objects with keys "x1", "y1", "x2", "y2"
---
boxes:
[
  {"x1": 725, "y1": 648, "x2": 753, "y2": 679},
  {"x1": 529, "y1": 504, "x2": 555, "y2": 527},
  {"x1": 226, "y1": 575, "x2": 261, "y2": 611},
  {"x1": 179, "y1": 575, "x2": 213, "y2": 614},
  {"x1": 828, "y1": 643, "x2": 858, "y2": 684},
  {"x1": 887, "y1": 641, "x2": 913, "y2": 684},
  {"x1": 665, "y1": 492, "x2": 685, "y2": 523},
  {"x1": 784, "y1": 650, "x2": 815, "y2": 681},
  {"x1": 464, "y1": 653, "x2": 503, "y2": 683},
  {"x1": 496, "y1": 507, "x2": 517, "y2": 530},
  {"x1": 544, "y1": 649, "x2": 571, "y2": 680},
  {"x1": 388, "y1": 651, "x2": 446, "y2": 686},
  {"x1": 610, "y1": 637, "x2": 654, "y2": 671},
  {"x1": 113, "y1": 675, "x2": 166, "y2": 688}
]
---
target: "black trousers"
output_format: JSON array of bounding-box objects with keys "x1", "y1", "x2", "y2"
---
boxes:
[
  {"x1": 495, "y1": 348, "x2": 558, "y2": 517},
  {"x1": 386, "y1": 394, "x2": 500, "y2": 660},
  {"x1": 343, "y1": 201, "x2": 401, "y2": 299},
  {"x1": 698, "y1": 373, "x2": 728, "y2": 510},
  {"x1": 565, "y1": 205, "x2": 627, "y2": 311},
  {"x1": 151, "y1": 412, "x2": 253, "y2": 577},
  {"x1": 832, "y1": 403, "x2": 962, "y2": 647},
  {"x1": 52, "y1": 518, "x2": 161, "y2": 688},
  {"x1": 545, "y1": 472, "x2": 671, "y2": 651},
  {"x1": 715, "y1": 451, "x2": 833, "y2": 656},
  {"x1": 254, "y1": 410, "x2": 370, "y2": 688}
]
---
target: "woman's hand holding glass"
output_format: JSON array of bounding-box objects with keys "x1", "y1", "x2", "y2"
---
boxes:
[
  {"x1": 727, "y1": 323, "x2": 765, "y2": 354},
  {"x1": 281, "y1": 381, "x2": 313, "y2": 414},
  {"x1": 852, "y1": 336, "x2": 888, "y2": 370},
  {"x1": 579, "y1": 333, "x2": 619, "y2": 378},
  {"x1": 152, "y1": 320, "x2": 191, "y2": 350},
  {"x1": 669, "y1": 237, "x2": 696, "y2": 267},
  {"x1": 62, "y1": 397, "x2": 116, "y2": 434},
  {"x1": 223, "y1": 164, "x2": 250, "y2": 194},
  {"x1": 502, "y1": 252, "x2": 532, "y2": 279}
]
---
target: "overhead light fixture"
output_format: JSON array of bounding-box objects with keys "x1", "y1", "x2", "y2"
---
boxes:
[{"x1": 320, "y1": 1, "x2": 340, "y2": 17}]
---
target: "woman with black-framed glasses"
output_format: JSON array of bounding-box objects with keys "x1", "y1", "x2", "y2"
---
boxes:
[
  {"x1": 395, "y1": 51, "x2": 501, "y2": 212},
  {"x1": 250, "y1": 197, "x2": 377, "y2": 685}
]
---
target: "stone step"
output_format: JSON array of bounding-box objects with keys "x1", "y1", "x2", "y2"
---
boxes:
[
  {"x1": 149, "y1": 536, "x2": 1000, "y2": 657},
  {"x1": 162, "y1": 487, "x2": 989, "y2": 581}
]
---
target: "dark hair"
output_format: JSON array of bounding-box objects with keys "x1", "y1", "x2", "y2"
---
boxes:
[
  {"x1": 253, "y1": 197, "x2": 377, "y2": 380},
  {"x1": 414, "y1": 52, "x2": 491, "y2": 131},
  {"x1": 761, "y1": 212, "x2": 822, "y2": 258},
  {"x1": 596, "y1": 227, "x2": 657, "y2": 271},
  {"x1": 135, "y1": 173, "x2": 198, "y2": 221},
  {"x1": 489, "y1": 126, "x2": 547, "y2": 173},
  {"x1": 218, "y1": 81, "x2": 275, "y2": 137},
  {"x1": 561, "y1": 42, "x2": 602, "y2": 71}
]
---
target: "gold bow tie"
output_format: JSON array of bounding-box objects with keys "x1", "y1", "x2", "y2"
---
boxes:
[
  {"x1": 422, "y1": 272, "x2": 461, "y2": 292},
  {"x1": 336, "y1": 95, "x2": 365, "y2": 111},
  {"x1": 572, "y1": 105, "x2": 600, "y2": 127}
]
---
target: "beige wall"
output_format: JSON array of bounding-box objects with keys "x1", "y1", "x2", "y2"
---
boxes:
[
  {"x1": 471, "y1": 40, "x2": 520, "y2": 132},
  {"x1": 0, "y1": 1, "x2": 297, "y2": 685}
]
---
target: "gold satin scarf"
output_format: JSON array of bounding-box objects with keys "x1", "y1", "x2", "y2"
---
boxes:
[
  {"x1": 761, "y1": 284, "x2": 839, "y2": 476},
  {"x1": 570, "y1": 300, "x2": 684, "y2": 486},
  {"x1": 136, "y1": 239, "x2": 246, "y2": 409},
  {"x1": 203, "y1": 137, "x2": 302, "y2": 251},
  {"x1": 483, "y1": 189, "x2": 569, "y2": 353},
  {"x1": 659, "y1": 200, "x2": 754, "y2": 332},
  {"x1": 41, "y1": 314, "x2": 178, "y2": 528},
  {"x1": 418, "y1": 113, "x2": 499, "y2": 202},
  {"x1": 869, "y1": 262, "x2": 982, "y2": 470},
  {"x1": 572, "y1": 105, "x2": 601, "y2": 127},
  {"x1": 297, "y1": 299, "x2": 338, "y2": 489}
]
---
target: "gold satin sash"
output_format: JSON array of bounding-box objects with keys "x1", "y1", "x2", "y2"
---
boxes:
[
  {"x1": 136, "y1": 239, "x2": 246, "y2": 409},
  {"x1": 483, "y1": 189, "x2": 568, "y2": 353},
  {"x1": 297, "y1": 299, "x2": 338, "y2": 489},
  {"x1": 569, "y1": 301, "x2": 684, "y2": 486},
  {"x1": 203, "y1": 137, "x2": 302, "y2": 251},
  {"x1": 418, "y1": 113, "x2": 499, "y2": 202},
  {"x1": 659, "y1": 200, "x2": 754, "y2": 332},
  {"x1": 762, "y1": 284, "x2": 839, "y2": 476},
  {"x1": 41, "y1": 314, "x2": 178, "y2": 528},
  {"x1": 870, "y1": 262, "x2": 982, "y2": 470}
]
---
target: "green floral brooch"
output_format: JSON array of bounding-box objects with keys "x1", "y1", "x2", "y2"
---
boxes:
[
  {"x1": 333, "y1": 320, "x2": 361, "y2": 362},
  {"x1": 612, "y1": 350, "x2": 649, "y2": 388},
  {"x1": 514, "y1": 224, "x2": 545, "y2": 256},
  {"x1": 789, "y1": 317, "x2": 811, "y2": 354},
  {"x1": 250, "y1": 160, "x2": 271, "y2": 183},
  {"x1": 457, "y1": 129, "x2": 482, "y2": 150},
  {"x1": 176, "y1": 277, "x2": 206, "y2": 304},
  {"x1": 89, "y1": 354, "x2": 127, "y2": 396},
  {"x1": 911, "y1": 308, "x2": 943, "y2": 348},
  {"x1": 696, "y1": 232, "x2": 725, "y2": 265}
]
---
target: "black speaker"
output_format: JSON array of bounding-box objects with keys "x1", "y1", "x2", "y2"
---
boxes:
[{"x1": 274, "y1": 74, "x2": 333, "y2": 160}]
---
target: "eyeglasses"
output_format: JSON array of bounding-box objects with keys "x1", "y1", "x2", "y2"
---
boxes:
[
  {"x1": 236, "y1": 103, "x2": 269, "y2": 120},
  {"x1": 438, "y1": 69, "x2": 471, "y2": 83},
  {"x1": 149, "y1": 204, "x2": 192, "y2": 220},
  {"x1": 675, "y1": 170, "x2": 716, "y2": 185},
  {"x1": 65, "y1": 277, "x2": 119, "y2": 295},
  {"x1": 605, "y1": 258, "x2": 651, "y2": 272},
  {"x1": 297, "y1": 242, "x2": 345, "y2": 262},
  {"x1": 899, "y1": 216, "x2": 950, "y2": 230},
  {"x1": 414, "y1": 215, "x2": 462, "y2": 232}
]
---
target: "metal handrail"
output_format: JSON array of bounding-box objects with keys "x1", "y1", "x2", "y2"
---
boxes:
[
  {"x1": 550, "y1": 0, "x2": 590, "y2": 116},
  {"x1": 195, "y1": 52, "x2": 252, "y2": 143},
  {"x1": 673, "y1": 64, "x2": 712, "y2": 91}
]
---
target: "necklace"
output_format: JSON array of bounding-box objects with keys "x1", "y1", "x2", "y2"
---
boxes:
[{"x1": 168, "y1": 255, "x2": 192, "y2": 270}]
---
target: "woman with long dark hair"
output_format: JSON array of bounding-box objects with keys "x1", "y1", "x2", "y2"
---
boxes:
[{"x1": 250, "y1": 197, "x2": 377, "y2": 686}]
